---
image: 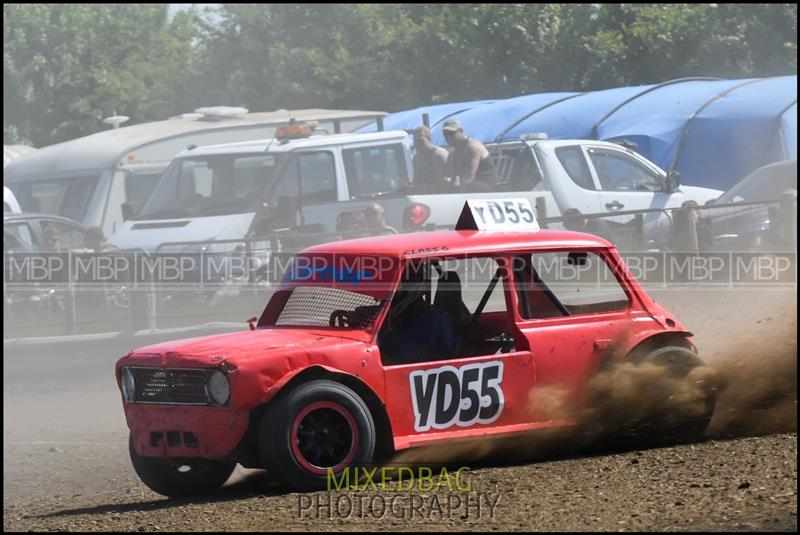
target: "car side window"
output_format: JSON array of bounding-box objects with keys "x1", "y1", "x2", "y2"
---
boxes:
[
  {"x1": 298, "y1": 151, "x2": 337, "y2": 204},
  {"x1": 268, "y1": 157, "x2": 300, "y2": 206},
  {"x1": 555, "y1": 146, "x2": 595, "y2": 190},
  {"x1": 587, "y1": 148, "x2": 663, "y2": 192},
  {"x1": 514, "y1": 251, "x2": 629, "y2": 319},
  {"x1": 343, "y1": 144, "x2": 408, "y2": 199}
]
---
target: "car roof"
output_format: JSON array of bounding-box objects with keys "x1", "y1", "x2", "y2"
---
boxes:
[
  {"x1": 178, "y1": 130, "x2": 409, "y2": 158},
  {"x1": 300, "y1": 229, "x2": 614, "y2": 259},
  {"x1": 3, "y1": 109, "x2": 385, "y2": 177}
]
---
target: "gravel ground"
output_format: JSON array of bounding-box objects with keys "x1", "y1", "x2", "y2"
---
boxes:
[
  {"x1": 3, "y1": 435, "x2": 797, "y2": 531},
  {"x1": 3, "y1": 288, "x2": 797, "y2": 531}
]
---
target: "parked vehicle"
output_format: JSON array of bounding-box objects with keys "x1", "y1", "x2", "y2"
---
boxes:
[
  {"x1": 116, "y1": 201, "x2": 716, "y2": 495},
  {"x1": 703, "y1": 160, "x2": 797, "y2": 251},
  {"x1": 4, "y1": 108, "x2": 385, "y2": 239},
  {"x1": 4, "y1": 212, "x2": 91, "y2": 252},
  {"x1": 408, "y1": 136, "x2": 723, "y2": 247},
  {"x1": 108, "y1": 129, "x2": 415, "y2": 251},
  {"x1": 108, "y1": 126, "x2": 722, "y2": 253}
]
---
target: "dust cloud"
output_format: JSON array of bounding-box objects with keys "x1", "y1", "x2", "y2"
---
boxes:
[{"x1": 392, "y1": 315, "x2": 796, "y2": 466}]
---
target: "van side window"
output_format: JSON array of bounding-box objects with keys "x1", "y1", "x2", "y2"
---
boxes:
[
  {"x1": 555, "y1": 146, "x2": 595, "y2": 190},
  {"x1": 343, "y1": 144, "x2": 408, "y2": 199},
  {"x1": 514, "y1": 251, "x2": 629, "y2": 319}
]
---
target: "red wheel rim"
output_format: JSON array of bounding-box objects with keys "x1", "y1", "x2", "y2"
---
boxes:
[{"x1": 289, "y1": 400, "x2": 359, "y2": 475}]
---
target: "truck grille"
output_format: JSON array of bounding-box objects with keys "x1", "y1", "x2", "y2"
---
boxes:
[{"x1": 133, "y1": 368, "x2": 209, "y2": 404}]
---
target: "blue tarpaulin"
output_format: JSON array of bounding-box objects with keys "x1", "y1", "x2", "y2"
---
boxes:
[
  {"x1": 427, "y1": 92, "x2": 580, "y2": 146},
  {"x1": 502, "y1": 84, "x2": 654, "y2": 141},
  {"x1": 358, "y1": 100, "x2": 497, "y2": 133},
  {"x1": 362, "y1": 75, "x2": 797, "y2": 190}
]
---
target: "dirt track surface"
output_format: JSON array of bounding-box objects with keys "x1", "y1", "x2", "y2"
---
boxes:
[
  {"x1": 4, "y1": 288, "x2": 798, "y2": 531},
  {"x1": 3, "y1": 434, "x2": 797, "y2": 532}
]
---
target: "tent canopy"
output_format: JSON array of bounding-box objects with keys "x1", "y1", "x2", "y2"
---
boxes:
[{"x1": 364, "y1": 75, "x2": 797, "y2": 190}]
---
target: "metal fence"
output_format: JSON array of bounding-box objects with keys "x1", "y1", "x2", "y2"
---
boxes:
[{"x1": 3, "y1": 199, "x2": 796, "y2": 339}]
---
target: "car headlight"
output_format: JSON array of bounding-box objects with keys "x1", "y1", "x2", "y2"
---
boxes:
[
  {"x1": 206, "y1": 370, "x2": 230, "y2": 406},
  {"x1": 121, "y1": 367, "x2": 136, "y2": 402}
]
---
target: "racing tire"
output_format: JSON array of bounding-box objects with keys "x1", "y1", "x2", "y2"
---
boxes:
[
  {"x1": 259, "y1": 379, "x2": 376, "y2": 491},
  {"x1": 625, "y1": 345, "x2": 717, "y2": 445},
  {"x1": 128, "y1": 436, "x2": 236, "y2": 498}
]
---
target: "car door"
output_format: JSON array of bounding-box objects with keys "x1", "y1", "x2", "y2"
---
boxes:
[
  {"x1": 509, "y1": 249, "x2": 636, "y2": 420},
  {"x1": 380, "y1": 256, "x2": 537, "y2": 450},
  {"x1": 585, "y1": 146, "x2": 669, "y2": 213},
  {"x1": 584, "y1": 146, "x2": 677, "y2": 245}
]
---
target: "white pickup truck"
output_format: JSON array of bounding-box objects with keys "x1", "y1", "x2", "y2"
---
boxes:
[{"x1": 108, "y1": 127, "x2": 721, "y2": 252}]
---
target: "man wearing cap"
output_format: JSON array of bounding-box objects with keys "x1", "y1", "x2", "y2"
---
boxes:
[
  {"x1": 442, "y1": 118, "x2": 500, "y2": 192},
  {"x1": 412, "y1": 125, "x2": 451, "y2": 192}
]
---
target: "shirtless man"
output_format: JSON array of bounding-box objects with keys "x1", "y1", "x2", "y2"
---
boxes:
[{"x1": 441, "y1": 118, "x2": 500, "y2": 191}]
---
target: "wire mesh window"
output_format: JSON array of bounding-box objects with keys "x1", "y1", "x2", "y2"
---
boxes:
[{"x1": 275, "y1": 286, "x2": 384, "y2": 328}]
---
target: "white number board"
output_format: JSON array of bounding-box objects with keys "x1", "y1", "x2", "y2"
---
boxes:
[{"x1": 455, "y1": 198, "x2": 540, "y2": 231}]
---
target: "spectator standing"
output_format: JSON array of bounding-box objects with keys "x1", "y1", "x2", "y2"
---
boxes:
[
  {"x1": 442, "y1": 118, "x2": 499, "y2": 191},
  {"x1": 412, "y1": 125, "x2": 450, "y2": 192}
]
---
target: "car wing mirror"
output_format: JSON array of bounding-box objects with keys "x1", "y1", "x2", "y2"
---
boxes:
[{"x1": 665, "y1": 171, "x2": 681, "y2": 193}]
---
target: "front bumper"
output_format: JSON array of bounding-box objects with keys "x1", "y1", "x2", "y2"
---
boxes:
[{"x1": 125, "y1": 403, "x2": 249, "y2": 460}]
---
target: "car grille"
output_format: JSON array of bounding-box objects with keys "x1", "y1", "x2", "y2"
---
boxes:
[{"x1": 133, "y1": 368, "x2": 209, "y2": 404}]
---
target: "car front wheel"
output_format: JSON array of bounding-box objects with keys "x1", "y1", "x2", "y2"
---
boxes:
[{"x1": 259, "y1": 379, "x2": 376, "y2": 491}]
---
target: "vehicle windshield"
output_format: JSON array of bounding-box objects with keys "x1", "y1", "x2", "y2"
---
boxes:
[
  {"x1": 136, "y1": 153, "x2": 282, "y2": 219},
  {"x1": 11, "y1": 175, "x2": 99, "y2": 222},
  {"x1": 717, "y1": 162, "x2": 797, "y2": 204},
  {"x1": 274, "y1": 286, "x2": 386, "y2": 329},
  {"x1": 262, "y1": 252, "x2": 401, "y2": 329}
]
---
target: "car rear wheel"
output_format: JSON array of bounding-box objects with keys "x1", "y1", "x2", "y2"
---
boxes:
[
  {"x1": 128, "y1": 436, "x2": 236, "y2": 498},
  {"x1": 626, "y1": 345, "x2": 717, "y2": 444},
  {"x1": 259, "y1": 379, "x2": 376, "y2": 491}
]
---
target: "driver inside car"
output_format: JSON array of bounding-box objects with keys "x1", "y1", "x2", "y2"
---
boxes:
[{"x1": 379, "y1": 263, "x2": 460, "y2": 365}]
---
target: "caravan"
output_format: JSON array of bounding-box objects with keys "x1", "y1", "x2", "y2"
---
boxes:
[{"x1": 4, "y1": 108, "x2": 385, "y2": 239}]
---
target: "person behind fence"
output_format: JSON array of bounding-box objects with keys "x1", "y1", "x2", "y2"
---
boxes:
[
  {"x1": 82, "y1": 226, "x2": 115, "y2": 252},
  {"x1": 442, "y1": 118, "x2": 500, "y2": 192},
  {"x1": 42, "y1": 225, "x2": 63, "y2": 251},
  {"x1": 412, "y1": 125, "x2": 450, "y2": 192},
  {"x1": 364, "y1": 203, "x2": 398, "y2": 234}
]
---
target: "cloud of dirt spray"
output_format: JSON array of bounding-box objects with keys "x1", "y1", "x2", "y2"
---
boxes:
[{"x1": 392, "y1": 335, "x2": 796, "y2": 466}]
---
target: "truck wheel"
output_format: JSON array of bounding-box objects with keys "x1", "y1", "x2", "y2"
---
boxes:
[
  {"x1": 629, "y1": 345, "x2": 717, "y2": 444},
  {"x1": 128, "y1": 436, "x2": 236, "y2": 498},
  {"x1": 259, "y1": 379, "x2": 376, "y2": 491}
]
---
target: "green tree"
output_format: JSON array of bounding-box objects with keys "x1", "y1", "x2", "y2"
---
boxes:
[
  {"x1": 3, "y1": 4, "x2": 201, "y2": 145},
  {"x1": 4, "y1": 4, "x2": 796, "y2": 145}
]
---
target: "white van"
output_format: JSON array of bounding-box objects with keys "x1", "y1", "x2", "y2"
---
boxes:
[{"x1": 3, "y1": 108, "x2": 385, "y2": 239}]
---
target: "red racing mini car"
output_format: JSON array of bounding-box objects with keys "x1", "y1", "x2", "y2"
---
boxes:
[{"x1": 116, "y1": 201, "x2": 715, "y2": 496}]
